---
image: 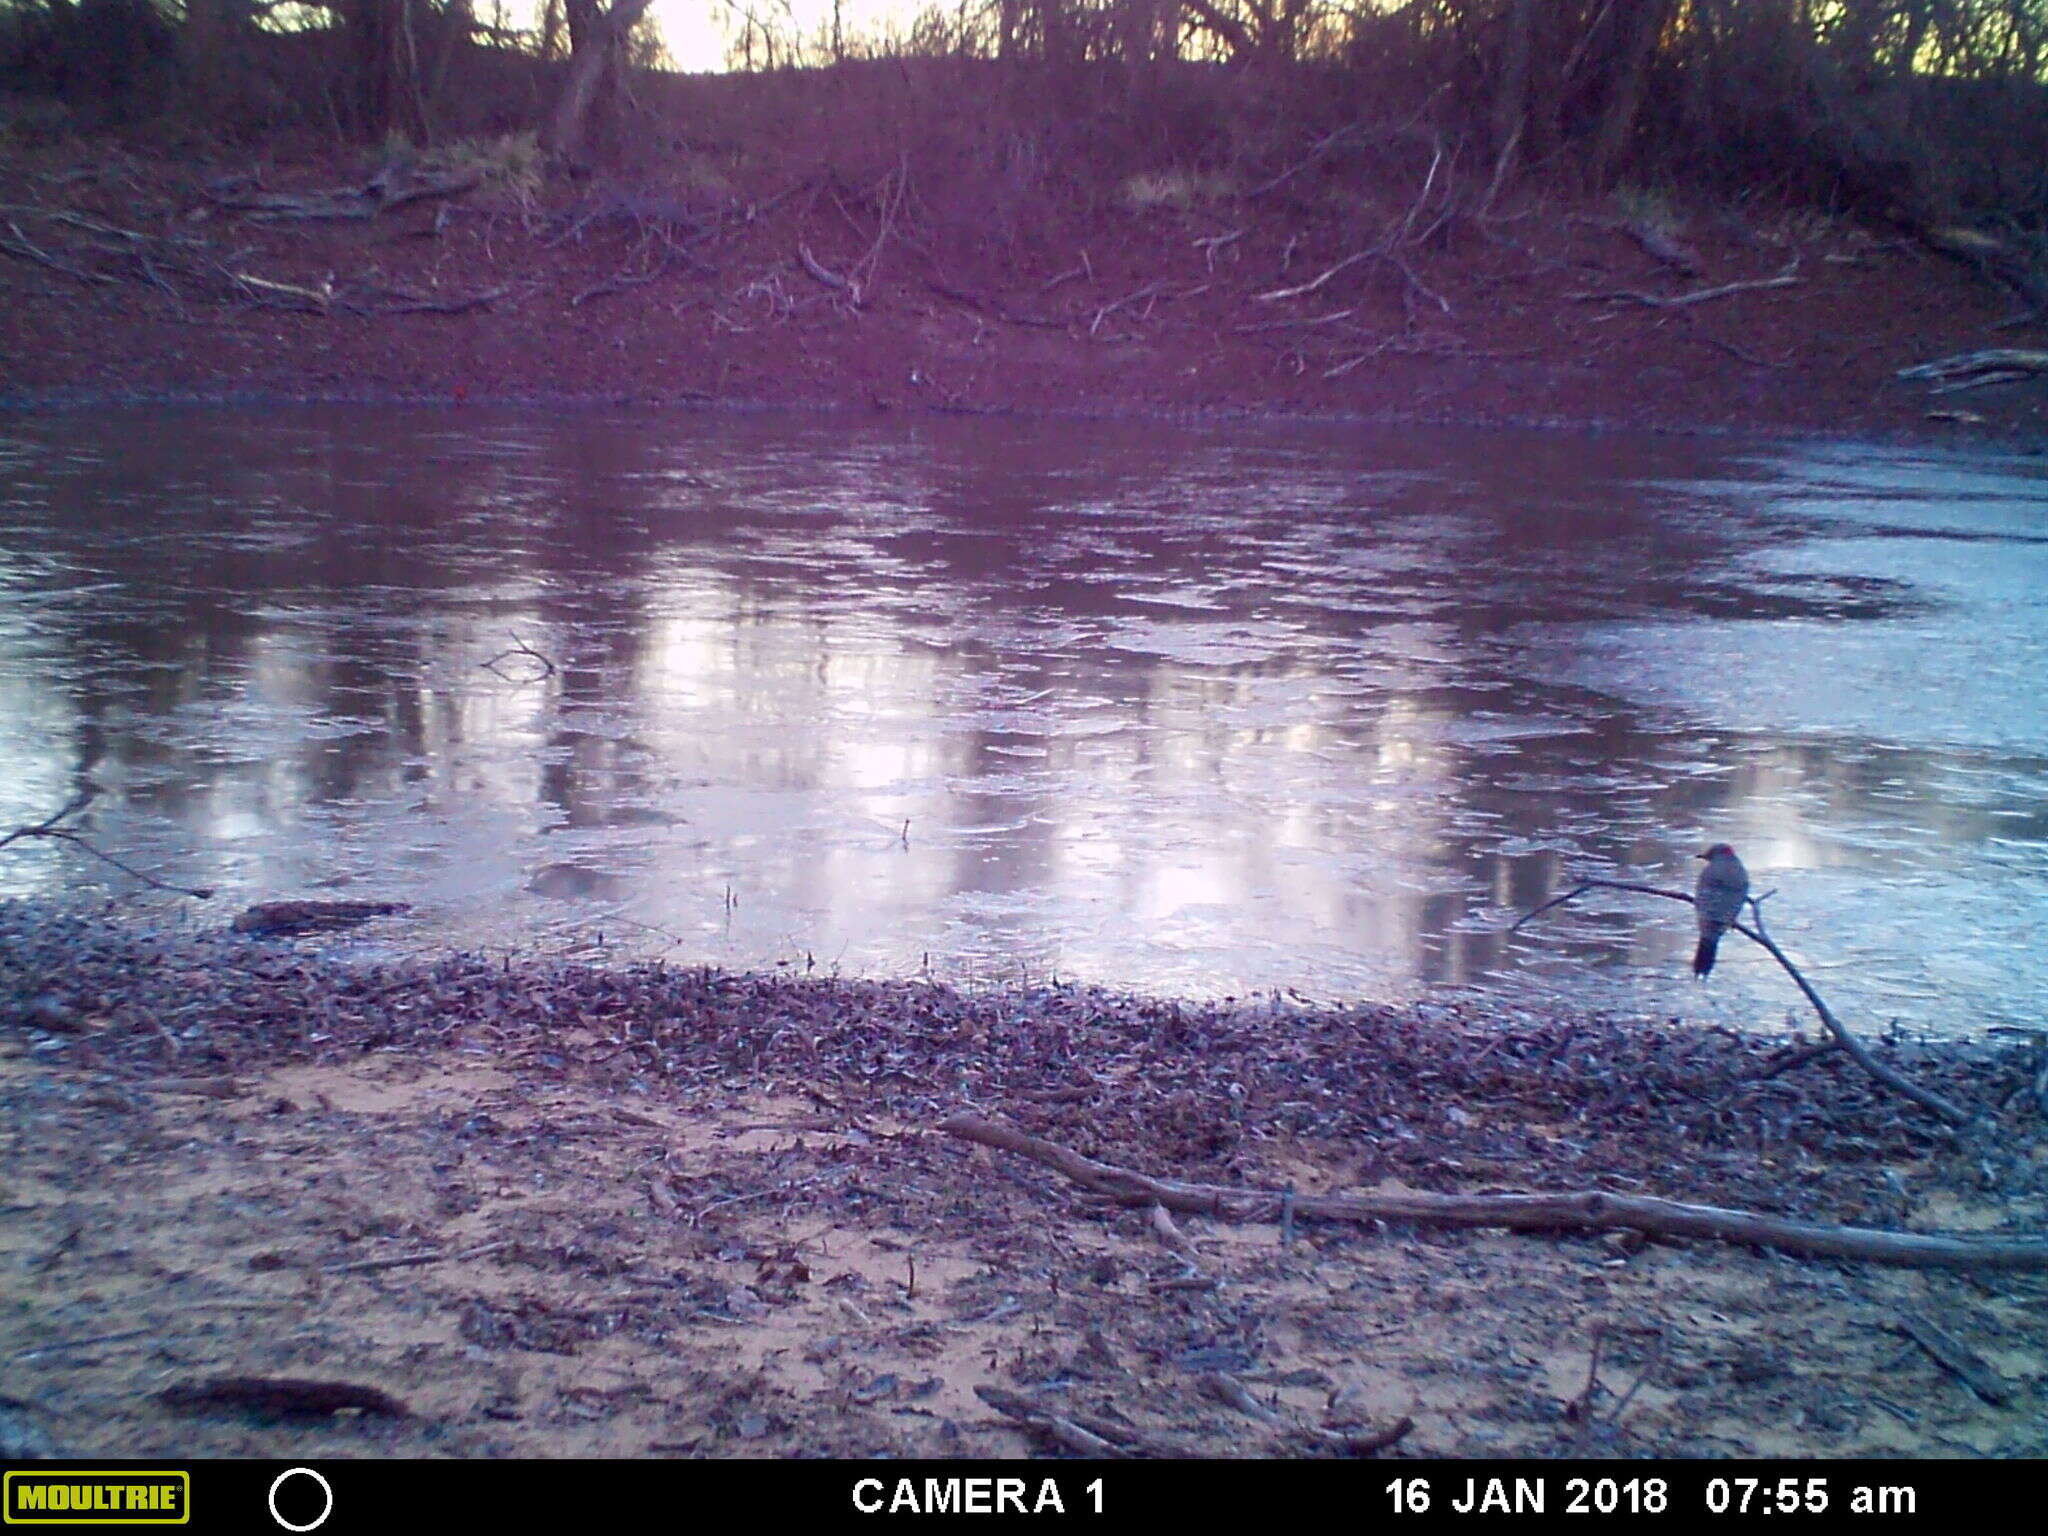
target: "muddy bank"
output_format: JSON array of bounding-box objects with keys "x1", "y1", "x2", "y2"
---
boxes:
[
  {"x1": 2, "y1": 902, "x2": 2044, "y2": 1459},
  {"x1": 1, "y1": 143, "x2": 2044, "y2": 446}
]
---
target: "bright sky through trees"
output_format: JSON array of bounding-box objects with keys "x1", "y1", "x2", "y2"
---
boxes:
[{"x1": 645, "y1": 1, "x2": 917, "y2": 73}]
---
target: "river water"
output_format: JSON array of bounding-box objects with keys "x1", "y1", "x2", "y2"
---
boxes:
[{"x1": 2, "y1": 407, "x2": 2044, "y2": 1036}]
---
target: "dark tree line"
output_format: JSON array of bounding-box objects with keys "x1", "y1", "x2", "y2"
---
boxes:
[
  {"x1": 3, "y1": 1, "x2": 2045, "y2": 224},
  {"x1": 0, "y1": 0, "x2": 660, "y2": 156}
]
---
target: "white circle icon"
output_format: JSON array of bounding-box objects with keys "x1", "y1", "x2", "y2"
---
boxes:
[{"x1": 268, "y1": 1467, "x2": 333, "y2": 1532}]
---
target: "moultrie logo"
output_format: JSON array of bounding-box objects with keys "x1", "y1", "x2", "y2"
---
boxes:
[{"x1": 3, "y1": 1471, "x2": 189, "y2": 1526}]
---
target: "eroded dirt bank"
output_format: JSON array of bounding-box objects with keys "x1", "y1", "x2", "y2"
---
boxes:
[
  {"x1": 3, "y1": 904, "x2": 2044, "y2": 1460},
  {"x1": 1, "y1": 140, "x2": 2044, "y2": 445}
]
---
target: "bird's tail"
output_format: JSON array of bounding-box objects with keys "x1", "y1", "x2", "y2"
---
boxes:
[{"x1": 1693, "y1": 931, "x2": 1721, "y2": 978}]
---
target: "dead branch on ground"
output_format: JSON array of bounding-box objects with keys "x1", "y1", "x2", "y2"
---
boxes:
[
  {"x1": 846, "y1": 156, "x2": 908, "y2": 300},
  {"x1": 1568, "y1": 256, "x2": 1800, "y2": 309},
  {"x1": 1892, "y1": 1310, "x2": 2007, "y2": 1409},
  {"x1": 1565, "y1": 1325, "x2": 1606, "y2": 1422},
  {"x1": 1193, "y1": 228, "x2": 1243, "y2": 271},
  {"x1": 1256, "y1": 247, "x2": 1377, "y2": 304},
  {"x1": 0, "y1": 790, "x2": 212, "y2": 899},
  {"x1": 1255, "y1": 136, "x2": 1458, "y2": 314},
  {"x1": 1089, "y1": 280, "x2": 1210, "y2": 336},
  {"x1": 1, "y1": 198, "x2": 508, "y2": 318},
  {"x1": 351, "y1": 282, "x2": 511, "y2": 316},
  {"x1": 207, "y1": 166, "x2": 482, "y2": 223},
  {"x1": 323, "y1": 1240, "x2": 508, "y2": 1276},
  {"x1": 938, "y1": 1116, "x2": 2047, "y2": 1269},
  {"x1": 0, "y1": 218, "x2": 114, "y2": 285},
  {"x1": 923, "y1": 279, "x2": 1066, "y2": 330},
  {"x1": 1198, "y1": 1371, "x2": 1412, "y2": 1456},
  {"x1": 1915, "y1": 225, "x2": 2048, "y2": 320},
  {"x1": 796, "y1": 242, "x2": 859, "y2": 305},
  {"x1": 976, "y1": 1386, "x2": 1139, "y2": 1457},
  {"x1": 1893, "y1": 1311, "x2": 2011, "y2": 1405},
  {"x1": 1511, "y1": 877, "x2": 1970, "y2": 1125}
]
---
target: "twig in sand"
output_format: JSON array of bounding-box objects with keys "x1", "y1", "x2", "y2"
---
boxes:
[
  {"x1": 1148, "y1": 1202, "x2": 1200, "y2": 1261},
  {"x1": 1604, "y1": 1336, "x2": 1665, "y2": 1429},
  {"x1": 323, "y1": 1240, "x2": 508, "y2": 1275},
  {"x1": 690, "y1": 1169, "x2": 839, "y2": 1226},
  {"x1": 1565, "y1": 1325, "x2": 1605, "y2": 1421},
  {"x1": 12, "y1": 1327, "x2": 156, "y2": 1362},
  {"x1": 1894, "y1": 1311, "x2": 2011, "y2": 1405},
  {"x1": 1203, "y1": 1370, "x2": 1412, "y2": 1455}
]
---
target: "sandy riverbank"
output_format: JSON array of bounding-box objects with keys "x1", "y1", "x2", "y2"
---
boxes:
[{"x1": 2, "y1": 902, "x2": 2043, "y2": 1459}]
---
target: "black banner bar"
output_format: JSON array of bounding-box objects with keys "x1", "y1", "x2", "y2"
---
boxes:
[{"x1": 0, "y1": 1458, "x2": 1986, "y2": 1532}]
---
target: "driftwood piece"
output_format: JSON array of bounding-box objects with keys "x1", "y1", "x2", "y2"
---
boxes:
[
  {"x1": 1894, "y1": 1312, "x2": 2012, "y2": 1405},
  {"x1": 158, "y1": 1375, "x2": 410, "y2": 1417},
  {"x1": 232, "y1": 900, "x2": 411, "y2": 937},
  {"x1": 938, "y1": 1115, "x2": 2048, "y2": 1271},
  {"x1": 1512, "y1": 878, "x2": 1970, "y2": 1125}
]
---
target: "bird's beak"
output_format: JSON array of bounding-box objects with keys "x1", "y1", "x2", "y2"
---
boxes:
[{"x1": 1694, "y1": 851, "x2": 1710, "y2": 860}]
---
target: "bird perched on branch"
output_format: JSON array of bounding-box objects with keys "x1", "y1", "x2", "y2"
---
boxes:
[{"x1": 1692, "y1": 843, "x2": 1749, "y2": 978}]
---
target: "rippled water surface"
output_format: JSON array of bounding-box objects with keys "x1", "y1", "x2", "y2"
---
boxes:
[{"x1": 2, "y1": 408, "x2": 2045, "y2": 1034}]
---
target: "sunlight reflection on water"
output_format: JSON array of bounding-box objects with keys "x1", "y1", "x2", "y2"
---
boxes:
[{"x1": 1, "y1": 409, "x2": 2044, "y2": 1036}]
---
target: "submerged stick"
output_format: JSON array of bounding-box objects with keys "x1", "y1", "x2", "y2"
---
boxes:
[
  {"x1": 1511, "y1": 878, "x2": 1970, "y2": 1125},
  {"x1": 938, "y1": 1116, "x2": 2048, "y2": 1271},
  {"x1": 0, "y1": 790, "x2": 212, "y2": 899}
]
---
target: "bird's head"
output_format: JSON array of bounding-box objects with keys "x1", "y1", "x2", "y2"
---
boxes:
[{"x1": 1697, "y1": 843, "x2": 1737, "y2": 861}]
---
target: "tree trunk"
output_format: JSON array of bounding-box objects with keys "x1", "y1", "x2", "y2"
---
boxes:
[
  {"x1": 1490, "y1": 0, "x2": 1536, "y2": 172},
  {"x1": 542, "y1": 0, "x2": 655, "y2": 162},
  {"x1": 1587, "y1": 0, "x2": 1675, "y2": 186},
  {"x1": 339, "y1": 0, "x2": 426, "y2": 140}
]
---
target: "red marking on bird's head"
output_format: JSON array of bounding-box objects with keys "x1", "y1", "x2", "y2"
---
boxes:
[{"x1": 1697, "y1": 843, "x2": 1737, "y2": 860}]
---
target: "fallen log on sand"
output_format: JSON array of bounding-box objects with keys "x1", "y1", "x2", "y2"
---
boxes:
[{"x1": 940, "y1": 1114, "x2": 2048, "y2": 1272}]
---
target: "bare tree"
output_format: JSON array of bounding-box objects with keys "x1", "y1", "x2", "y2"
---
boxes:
[{"x1": 542, "y1": 0, "x2": 655, "y2": 162}]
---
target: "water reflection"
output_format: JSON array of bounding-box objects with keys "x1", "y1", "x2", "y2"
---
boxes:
[{"x1": 1, "y1": 409, "x2": 2045, "y2": 1034}]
